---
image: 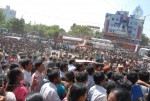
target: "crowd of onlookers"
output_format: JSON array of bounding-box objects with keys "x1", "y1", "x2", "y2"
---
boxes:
[{"x1": 0, "y1": 32, "x2": 150, "y2": 101}]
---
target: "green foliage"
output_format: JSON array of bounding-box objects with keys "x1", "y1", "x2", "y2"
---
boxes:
[
  {"x1": 69, "y1": 23, "x2": 94, "y2": 38},
  {"x1": 0, "y1": 9, "x2": 6, "y2": 27},
  {"x1": 24, "y1": 23, "x2": 66, "y2": 38},
  {"x1": 94, "y1": 31, "x2": 102, "y2": 38},
  {"x1": 6, "y1": 18, "x2": 25, "y2": 34},
  {"x1": 140, "y1": 34, "x2": 149, "y2": 46}
]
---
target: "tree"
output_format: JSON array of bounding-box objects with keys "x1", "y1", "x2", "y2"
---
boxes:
[
  {"x1": 140, "y1": 34, "x2": 149, "y2": 46},
  {"x1": 6, "y1": 18, "x2": 25, "y2": 34},
  {"x1": 0, "y1": 9, "x2": 6, "y2": 27},
  {"x1": 45, "y1": 25, "x2": 60, "y2": 37},
  {"x1": 94, "y1": 31, "x2": 103, "y2": 38},
  {"x1": 69, "y1": 23, "x2": 94, "y2": 38}
]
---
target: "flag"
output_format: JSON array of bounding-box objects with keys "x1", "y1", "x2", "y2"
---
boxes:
[{"x1": 132, "y1": 5, "x2": 144, "y2": 19}]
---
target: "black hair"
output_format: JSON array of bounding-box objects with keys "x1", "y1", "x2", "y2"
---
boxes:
[
  {"x1": 0, "y1": 74, "x2": 7, "y2": 96},
  {"x1": 47, "y1": 68, "x2": 52, "y2": 75},
  {"x1": 109, "y1": 88, "x2": 131, "y2": 101},
  {"x1": 26, "y1": 92, "x2": 44, "y2": 101},
  {"x1": 0, "y1": 74, "x2": 7, "y2": 86},
  {"x1": 76, "y1": 63, "x2": 84, "y2": 71},
  {"x1": 47, "y1": 69, "x2": 60, "y2": 82},
  {"x1": 131, "y1": 67, "x2": 140, "y2": 73},
  {"x1": 86, "y1": 65, "x2": 95, "y2": 75},
  {"x1": 21, "y1": 59, "x2": 31, "y2": 69},
  {"x1": 69, "y1": 59, "x2": 75, "y2": 64},
  {"x1": 7, "y1": 68, "x2": 22, "y2": 85},
  {"x1": 95, "y1": 63, "x2": 101, "y2": 68},
  {"x1": 116, "y1": 79, "x2": 132, "y2": 91},
  {"x1": 106, "y1": 71, "x2": 113, "y2": 80},
  {"x1": 127, "y1": 71, "x2": 138, "y2": 85},
  {"x1": 34, "y1": 60, "x2": 43, "y2": 70},
  {"x1": 60, "y1": 62, "x2": 68, "y2": 71},
  {"x1": 94, "y1": 71, "x2": 105, "y2": 85},
  {"x1": 9, "y1": 63, "x2": 19, "y2": 70},
  {"x1": 76, "y1": 71, "x2": 88, "y2": 83},
  {"x1": 49, "y1": 57, "x2": 53, "y2": 61},
  {"x1": 65, "y1": 71, "x2": 75, "y2": 83},
  {"x1": 2, "y1": 64, "x2": 8, "y2": 70},
  {"x1": 138, "y1": 71, "x2": 150, "y2": 83},
  {"x1": 56, "y1": 61, "x2": 61, "y2": 68},
  {"x1": 104, "y1": 80, "x2": 116, "y2": 95},
  {"x1": 47, "y1": 61, "x2": 55, "y2": 69},
  {"x1": 111, "y1": 73, "x2": 124, "y2": 82},
  {"x1": 69, "y1": 83, "x2": 87, "y2": 101}
]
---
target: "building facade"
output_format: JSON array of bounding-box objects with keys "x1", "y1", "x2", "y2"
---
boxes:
[
  {"x1": 2, "y1": 5, "x2": 16, "y2": 20},
  {"x1": 103, "y1": 11, "x2": 144, "y2": 50}
]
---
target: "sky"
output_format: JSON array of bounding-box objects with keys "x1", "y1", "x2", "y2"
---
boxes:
[{"x1": 0, "y1": 0, "x2": 150, "y2": 37}]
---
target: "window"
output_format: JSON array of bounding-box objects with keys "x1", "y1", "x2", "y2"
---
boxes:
[
  {"x1": 130, "y1": 22, "x2": 133, "y2": 25},
  {"x1": 116, "y1": 18, "x2": 119, "y2": 21},
  {"x1": 112, "y1": 18, "x2": 114, "y2": 21}
]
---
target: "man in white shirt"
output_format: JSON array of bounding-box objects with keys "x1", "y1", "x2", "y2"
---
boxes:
[
  {"x1": 88, "y1": 71, "x2": 107, "y2": 101},
  {"x1": 22, "y1": 59, "x2": 39, "y2": 92},
  {"x1": 40, "y1": 69, "x2": 61, "y2": 101},
  {"x1": 68, "y1": 59, "x2": 76, "y2": 71}
]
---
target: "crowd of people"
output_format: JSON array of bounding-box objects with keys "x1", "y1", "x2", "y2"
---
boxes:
[{"x1": 0, "y1": 32, "x2": 150, "y2": 101}]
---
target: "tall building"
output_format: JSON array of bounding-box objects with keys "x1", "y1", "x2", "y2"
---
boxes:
[
  {"x1": 103, "y1": 11, "x2": 144, "y2": 50},
  {"x1": 2, "y1": 5, "x2": 16, "y2": 20}
]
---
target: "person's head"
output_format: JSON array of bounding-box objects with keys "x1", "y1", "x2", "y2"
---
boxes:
[
  {"x1": 65, "y1": 71, "x2": 75, "y2": 83},
  {"x1": 49, "y1": 57, "x2": 53, "y2": 61},
  {"x1": 21, "y1": 59, "x2": 32, "y2": 72},
  {"x1": 2, "y1": 64, "x2": 9, "y2": 73},
  {"x1": 138, "y1": 71, "x2": 150, "y2": 83},
  {"x1": 47, "y1": 69, "x2": 61, "y2": 84},
  {"x1": 56, "y1": 61, "x2": 61, "y2": 68},
  {"x1": 60, "y1": 62, "x2": 68, "y2": 72},
  {"x1": 116, "y1": 79, "x2": 132, "y2": 92},
  {"x1": 26, "y1": 92, "x2": 44, "y2": 101},
  {"x1": 76, "y1": 63, "x2": 85, "y2": 72},
  {"x1": 0, "y1": 52, "x2": 3, "y2": 61},
  {"x1": 34, "y1": 60, "x2": 45, "y2": 73},
  {"x1": 104, "y1": 80, "x2": 116, "y2": 95},
  {"x1": 9, "y1": 63, "x2": 19, "y2": 70},
  {"x1": 86, "y1": 65, "x2": 95, "y2": 76},
  {"x1": 111, "y1": 73, "x2": 124, "y2": 82},
  {"x1": 108, "y1": 88, "x2": 131, "y2": 101},
  {"x1": 7, "y1": 68, "x2": 23, "y2": 85},
  {"x1": 106, "y1": 71, "x2": 113, "y2": 80},
  {"x1": 94, "y1": 71, "x2": 106, "y2": 87},
  {"x1": 76, "y1": 71, "x2": 88, "y2": 83},
  {"x1": 117, "y1": 64, "x2": 124, "y2": 73},
  {"x1": 47, "y1": 61, "x2": 55, "y2": 69},
  {"x1": 69, "y1": 59, "x2": 76, "y2": 65},
  {"x1": 0, "y1": 74, "x2": 7, "y2": 95},
  {"x1": 127, "y1": 71, "x2": 138, "y2": 85},
  {"x1": 95, "y1": 63, "x2": 101, "y2": 71},
  {"x1": 69, "y1": 83, "x2": 87, "y2": 101}
]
